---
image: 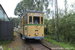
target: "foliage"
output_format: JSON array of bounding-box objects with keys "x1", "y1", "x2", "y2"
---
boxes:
[
  {"x1": 9, "y1": 17, "x2": 21, "y2": 27},
  {"x1": 0, "y1": 41, "x2": 12, "y2": 46},
  {"x1": 48, "y1": 17, "x2": 55, "y2": 35},
  {"x1": 0, "y1": 40, "x2": 12, "y2": 50},
  {"x1": 44, "y1": 19, "x2": 49, "y2": 34},
  {"x1": 45, "y1": 7, "x2": 75, "y2": 45},
  {"x1": 44, "y1": 37, "x2": 75, "y2": 50},
  {"x1": 64, "y1": 0, "x2": 68, "y2": 15},
  {"x1": 59, "y1": 14, "x2": 75, "y2": 43}
]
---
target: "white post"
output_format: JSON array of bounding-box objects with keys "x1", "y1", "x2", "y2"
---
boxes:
[{"x1": 0, "y1": 46, "x2": 3, "y2": 50}]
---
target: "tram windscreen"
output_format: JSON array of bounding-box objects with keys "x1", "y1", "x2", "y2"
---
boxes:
[
  {"x1": 33, "y1": 17, "x2": 40, "y2": 24},
  {"x1": 29, "y1": 16, "x2": 32, "y2": 24},
  {"x1": 41, "y1": 17, "x2": 43, "y2": 24}
]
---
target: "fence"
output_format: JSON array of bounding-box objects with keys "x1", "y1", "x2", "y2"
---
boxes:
[{"x1": 0, "y1": 21, "x2": 13, "y2": 40}]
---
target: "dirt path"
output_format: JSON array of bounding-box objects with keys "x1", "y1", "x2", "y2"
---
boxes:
[
  {"x1": 7, "y1": 32, "x2": 32, "y2": 50},
  {"x1": 5, "y1": 32, "x2": 65, "y2": 50}
]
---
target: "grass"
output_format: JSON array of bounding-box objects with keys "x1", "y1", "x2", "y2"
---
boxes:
[
  {"x1": 44, "y1": 37, "x2": 75, "y2": 50},
  {"x1": 0, "y1": 40, "x2": 12, "y2": 50},
  {"x1": 14, "y1": 32, "x2": 17, "y2": 36},
  {"x1": 0, "y1": 32, "x2": 16, "y2": 50},
  {"x1": 0, "y1": 40, "x2": 12, "y2": 46}
]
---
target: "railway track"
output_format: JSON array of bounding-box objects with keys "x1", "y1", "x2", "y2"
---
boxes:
[{"x1": 28, "y1": 40, "x2": 52, "y2": 50}]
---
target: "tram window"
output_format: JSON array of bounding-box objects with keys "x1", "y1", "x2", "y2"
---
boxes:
[
  {"x1": 33, "y1": 17, "x2": 40, "y2": 24},
  {"x1": 29, "y1": 16, "x2": 32, "y2": 24},
  {"x1": 26, "y1": 14, "x2": 27, "y2": 24},
  {"x1": 24, "y1": 16, "x2": 26, "y2": 25},
  {"x1": 41, "y1": 17, "x2": 43, "y2": 24}
]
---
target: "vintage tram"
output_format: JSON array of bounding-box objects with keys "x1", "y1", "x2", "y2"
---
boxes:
[{"x1": 19, "y1": 11, "x2": 44, "y2": 40}]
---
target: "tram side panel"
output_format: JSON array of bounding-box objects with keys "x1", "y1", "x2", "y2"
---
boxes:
[
  {"x1": 23, "y1": 26, "x2": 25, "y2": 35},
  {"x1": 19, "y1": 27, "x2": 23, "y2": 35}
]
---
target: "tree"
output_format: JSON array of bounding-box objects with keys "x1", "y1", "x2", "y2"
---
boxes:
[
  {"x1": 14, "y1": 0, "x2": 35, "y2": 17},
  {"x1": 9, "y1": 17, "x2": 20, "y2": 27},
  {"x1": 14, "y1": 0, "x2": 51, "y2": 18},
  {"x1": 70, "y1": 1, "x2": 75, "y2": 14},
  {"x1": 64, "y1": 0, "x2": 68, "y2": 15},
  {"x1": 58, "y1": 8, "x2": 64, "y2": 18}
]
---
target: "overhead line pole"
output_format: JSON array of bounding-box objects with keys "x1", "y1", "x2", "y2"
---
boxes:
[
  {"x1": 56, "y1": 0, "x2": 59, "y2": 41},
  {"x1": 55, "y1": 0, "x2": 57, "y2": 40},
  {"x1": 55, "y1": 0, "x2": 59, "y2": 41}
]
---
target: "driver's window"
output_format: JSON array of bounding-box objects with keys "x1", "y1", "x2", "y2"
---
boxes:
[
  {"x1": 41, "y1": 17, "x2": 43, "y2": 24},
  {"x1": 33, "y1": 17, "x2": 40, "y2": 24},
  {"x1": 29, "y1": 16, "x2": 32, "y2": 24}
]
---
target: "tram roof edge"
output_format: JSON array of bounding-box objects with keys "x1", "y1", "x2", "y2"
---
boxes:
[
  {"x1": 26, "y1": 11, "x2": 44, "y2": 14},
  {"x1": 23, "y1": 10, "x2": 44, "y2": 15},
  {"x1": 22, "y1": 10, "x2": 44, "y2": 18}
]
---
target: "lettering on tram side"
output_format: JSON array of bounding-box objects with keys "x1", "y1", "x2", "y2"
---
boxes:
[{"x1": 33, "y1": 13, "x2": 40, "y2": 16}]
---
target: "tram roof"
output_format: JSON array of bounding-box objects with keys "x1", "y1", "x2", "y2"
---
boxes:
[
  {"x1": 23, "y1": 10, "x2": 44, "y2": 15},
  {"x1": 22, "y1": 10, "x2": 44, "y2": 18},
  {"x1": 27, "y1": 11, "x2": 44, "y2": 14}
]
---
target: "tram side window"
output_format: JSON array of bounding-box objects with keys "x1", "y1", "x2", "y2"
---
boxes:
[
  {"x1": 26, "y1": 14, "x2": 28, "y2": 24},
  {"x1": 33, "y1": 17, "x2": 40, "y2": 24},
  {"x1": 29, "y1": 16, "x2": 32, "y2": 24},
  {"x1": 41, "y1": 17, "x2": 43, "y2": 24},
  {"x1": 24, "y1": 16, "x2": 26, "y2": 25}
]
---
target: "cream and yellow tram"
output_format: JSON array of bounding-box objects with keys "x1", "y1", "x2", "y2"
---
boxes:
[{"x1": 19, "y1": 11, "x2": 44, "y2": 40}]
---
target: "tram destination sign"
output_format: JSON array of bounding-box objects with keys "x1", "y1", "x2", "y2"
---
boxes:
[
  {"x1": 29, "y1": 13, "x2": 43, "y2": 16},
  {"x1": 33, "y1": 13, "x2": 40, "y2": 16}
]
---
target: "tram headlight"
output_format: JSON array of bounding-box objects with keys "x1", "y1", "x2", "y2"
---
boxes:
[{"x1": 35, "y1": 32, "x2": 38, "y2": 35}]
